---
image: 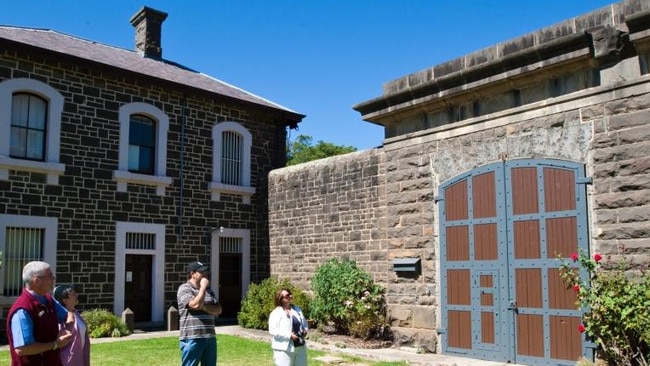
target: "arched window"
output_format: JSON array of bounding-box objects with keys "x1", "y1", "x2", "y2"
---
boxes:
[
  {"x1": 114, "y1": 103, "x2": 171, "y2": 195},
  {"x1": 0, "y1": 78, "x2": 65, "y2": 184},
  {"x1": 209, "y1": 122, "x2": 255, "y2": 203}
]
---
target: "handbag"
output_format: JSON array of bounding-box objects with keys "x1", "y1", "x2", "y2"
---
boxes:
[{"x1": 293, "y1": 334, "x2": 305, "y2": 347}]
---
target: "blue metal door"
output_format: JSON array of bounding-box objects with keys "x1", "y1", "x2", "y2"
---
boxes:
[{"x1": 438, "y1": 159, "x2": 591, "y2": 365}]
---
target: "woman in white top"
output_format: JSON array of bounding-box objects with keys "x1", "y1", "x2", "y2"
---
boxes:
[{"x1": 268, "y1": 288, "x2": 308, "y2": 366}]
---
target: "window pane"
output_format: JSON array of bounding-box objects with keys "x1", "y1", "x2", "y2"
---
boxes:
[
  {"x1": 26, "y1": 129, "x2": 45, "y2": 159},
  {"x1": 139, "y1": 146, "x2": 153, "y2": 173},
  {"x1": 10, "y1": 127, "x2": 26, "y2": 156},
  {"x1": 128, "y1": 145, "x2": 140, "y2": 171},
  {"x1": 129, "y1": 115, "x2": 155, "y2": 174},
  {"x1": 129, "y1": 116, "x2": 155, "y2": 147},
  {"x1": 28, "y1": 97, "x2": 47, "y2": 130},
  {"x1": 11, "y1": 94, "x2": 29, "y2": 127}
]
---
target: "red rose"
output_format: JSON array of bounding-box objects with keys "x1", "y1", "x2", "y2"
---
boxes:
[
  {"x1": 573, "y1": 284, "x2": 580, "y2": 293},
  {"x1": 578, "y1": 324, "x2": 585, "y2": 333},
  {"x1": 594, "y1": 253, "x2": 602, "y2": 262},
  {"x1": 571, "y1": 253, "x2": 579, "y2": 262}
]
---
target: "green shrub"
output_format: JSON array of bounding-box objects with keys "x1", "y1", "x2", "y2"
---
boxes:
[
  {"x1": 238, "y1": 276, "x2": 310, "y2": 330},
  {"x1": 82, "y1": 308, "x2": 131, "y2": 338},
  {"x1": 559, "y1": 251, "x2": 650, "y2": 365},
  {"x1": 310, "y1": 258, "x2": 387, "y2": 339}
]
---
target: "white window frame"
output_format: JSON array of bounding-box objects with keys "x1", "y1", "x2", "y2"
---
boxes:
[
  {"x1": 209, "y1": 122, "x2": 255, "y2": 203},
  {"x1": 114, "y1": 221, "x2": 165, "y2": 322},
  {"x1": 0, "y1": 78, "x2": 65, "y2": 184},
  {"x1": 114, "y1": 103, "x2": 171, "y2": 195},
  {"x1": 0, "y1": 214, "x2": 58, "y2": 305},
  {"x1": 210, "y1": 228, "x2": 251, "y2": 300}
]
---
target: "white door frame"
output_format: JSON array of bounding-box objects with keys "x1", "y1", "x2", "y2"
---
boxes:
[
  {"x1": 114, "y1": 222, "x2": 166, "y2": 322},
  {"x1": 210, "y1": 228, "x2": 250, "y2": 301}
]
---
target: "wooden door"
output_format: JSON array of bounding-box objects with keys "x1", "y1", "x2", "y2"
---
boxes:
[
  {"x1": 218, "y1": 252, "x2": 242, "y2": 318},
  {"x1": 507, "y1": 161, "x2": 588, "y2": 365},
  {"x1": 439, "y1": 159, "x2": 590, "y2": 365},
  {"x1": 441, "y1": 163, "x2": 510, "y2": 361},
  {"x1": 124, "y1": 254, "x2": 152, "y2": 322}
]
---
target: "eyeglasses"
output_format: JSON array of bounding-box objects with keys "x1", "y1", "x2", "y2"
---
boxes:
[
  {"x1": 282, "y1": 294, "x2": 292, "y2": 299},
  {"x1": 37, "y1": 274, "x2": 56, "y2": 280}
]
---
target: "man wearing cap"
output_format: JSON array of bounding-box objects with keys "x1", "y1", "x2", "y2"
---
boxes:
[{"x1": 177, "y1": 261, "x2": 222, "y2": 366}]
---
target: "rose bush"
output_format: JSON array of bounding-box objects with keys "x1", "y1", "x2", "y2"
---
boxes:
[
  {"x1": 559, "y1": 251, "x2": 650, "y2": 365},
  {"x1": 310, "y1": 258, "x2": 388, "y2": 339}
]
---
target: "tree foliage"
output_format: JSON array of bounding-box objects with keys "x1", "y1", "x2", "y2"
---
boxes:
[{"x1": 286, "y1": 134, "x2": 357, "y2": 166}]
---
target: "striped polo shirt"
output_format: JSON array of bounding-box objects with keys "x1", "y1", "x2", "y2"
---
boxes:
[{"x1": 177, "y1": 282, "x2": 218, "y2": 339}]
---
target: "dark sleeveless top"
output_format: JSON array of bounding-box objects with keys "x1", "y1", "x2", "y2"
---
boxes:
[{"x1": 7, "y1": 289, "x2": 62, "y2": 366}]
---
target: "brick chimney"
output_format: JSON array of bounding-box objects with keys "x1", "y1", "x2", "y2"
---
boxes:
[{"x1": 129, "y1": 6, "x2": 168, "y2": 59}]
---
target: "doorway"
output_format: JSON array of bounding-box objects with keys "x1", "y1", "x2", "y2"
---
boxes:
[
  {"x1": 438, "y1": 159, "x2": 591, "y2": 365},
  {"x1": 124, "y1": 254, "x2": 152, "y2": 322},
  {"x1": 211, "y1": 228, "x2": 251, "y2": 320},
  {"x1": 219, "y1": 252, "x2": 242, "y2": 318}
]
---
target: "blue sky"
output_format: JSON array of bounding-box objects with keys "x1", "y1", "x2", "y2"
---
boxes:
[{"x1": 1, "y1": 1, "x2": 615, "y2": 150}]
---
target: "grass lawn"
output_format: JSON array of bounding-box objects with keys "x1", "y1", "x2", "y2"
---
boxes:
[{"x1": 0, "y1": 334, "x2": 407, "y2": 365}]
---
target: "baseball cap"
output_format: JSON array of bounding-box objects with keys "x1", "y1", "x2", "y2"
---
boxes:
[{"x1": 186, "y1": 261, "x2": 209, "y2": 273}]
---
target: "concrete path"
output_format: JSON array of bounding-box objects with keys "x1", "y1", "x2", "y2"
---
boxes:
[{"x1": 211, "y1": 325, "x2": 527, "y2": 366}]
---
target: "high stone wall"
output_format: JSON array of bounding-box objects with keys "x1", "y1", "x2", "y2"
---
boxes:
[
  {"x1": 269, "y1": 95, "x2": 650, "y2": 353},
  {"x1": 269, "y1": 0, "x2": 650, "y2": 353}
]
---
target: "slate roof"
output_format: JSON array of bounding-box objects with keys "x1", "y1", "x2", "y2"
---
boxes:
[{"x1": 0, "y1": 25, "x2": 304, "y2": 121}]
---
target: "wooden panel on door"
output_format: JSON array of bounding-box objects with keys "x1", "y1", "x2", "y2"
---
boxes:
[
  {"x1": 517, "y1": 314, "x2": 545, "y2": 357},
  {"x1": 448, "y1": 310, "x2": 472, "y2": 349},
  {"x1": 549, "y1": 316, "x2": 583, "y2": 360},
  {"x1": 511, "y1": 167, "x2": 539, "y2": 215},
  {"x1": 446, "y1": 225, "x2": 469, "y2": 261}
]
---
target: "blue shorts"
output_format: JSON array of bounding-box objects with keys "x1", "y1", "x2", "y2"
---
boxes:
[{"x1": 180, "y1": 337, "x2": 217, "y2": 366}]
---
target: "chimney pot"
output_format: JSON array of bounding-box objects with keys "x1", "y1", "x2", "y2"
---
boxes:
[{"x1": 130, "y1": 6, "x2": 168, "y2": 59}]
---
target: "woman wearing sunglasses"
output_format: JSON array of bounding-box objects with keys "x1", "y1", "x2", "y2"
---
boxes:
[{"x1": 268, "y1": 289, "x2": 308, "y2": 366}]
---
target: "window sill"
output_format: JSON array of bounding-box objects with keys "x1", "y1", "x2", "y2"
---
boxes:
[
  {"x1": 0, "y1": 156, "x2": 65, "y2": 184},
  {"x1": 113, "y1": 170, "x2": 172, "y2": 196},
  {"x1": 208, "y1": 182, "x2": 255, "y2": 204}
]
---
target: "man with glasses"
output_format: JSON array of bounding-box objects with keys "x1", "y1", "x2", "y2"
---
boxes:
[
  {"x1": 177, "y1": 261, "x2": 222, "y2": 366},
  {"x1": 6, "y1": 261, "x2": 74, "y2": 366}
]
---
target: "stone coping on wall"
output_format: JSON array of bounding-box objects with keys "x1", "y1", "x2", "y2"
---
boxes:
[{"x1": 353, "y1": 0, "x2": 650, "y2": 123}]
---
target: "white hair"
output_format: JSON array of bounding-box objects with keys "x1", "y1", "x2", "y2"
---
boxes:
[{"x1": 22, "y1": 261, "x2": 51, "y2": 283}]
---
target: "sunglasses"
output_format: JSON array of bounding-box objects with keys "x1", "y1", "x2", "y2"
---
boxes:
[{"x1": 282, "y1": 294, "x2": 293, "y2": 299}]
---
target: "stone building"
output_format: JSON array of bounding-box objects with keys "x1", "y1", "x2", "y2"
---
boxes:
[
  {"x1": 0, "y1": 6, "x2": 303, "y2": 337},
  {"x1": 268, "y1": 0, "x2": 650, "y2": 365}
]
